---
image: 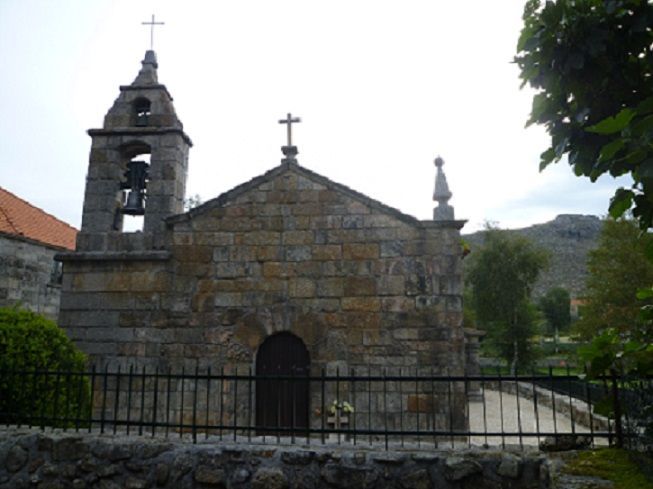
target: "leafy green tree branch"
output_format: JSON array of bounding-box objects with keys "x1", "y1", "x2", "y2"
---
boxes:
[{"x1": 516, "y1": 0, "x2": 653, "y2": 229}]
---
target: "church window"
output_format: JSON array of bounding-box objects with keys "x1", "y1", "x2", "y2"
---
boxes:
[
  {"x1": 133, "y1": 98, "x2": 151, "y2": 127},
  {"x1": 50, "y1": 261, "x2": 63, "y2": 285}
]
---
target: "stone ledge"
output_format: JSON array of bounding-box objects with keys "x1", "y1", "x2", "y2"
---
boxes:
[
  {"x1": 55, "y1": 251, "x2": 172, "y2": 262},
  {"x1": 88, "y1": 127, "x2": 193, "y2": 146},
  {"x1": 421, "y1": 219, "x2": 468, "y2": 230}
]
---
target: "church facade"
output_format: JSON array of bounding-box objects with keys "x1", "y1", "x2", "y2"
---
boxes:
[{"x1": 58, "y1": 51, "x2": 470, "y2": 434}]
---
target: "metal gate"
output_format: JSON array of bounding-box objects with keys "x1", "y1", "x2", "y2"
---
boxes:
[{"x1": 255, "y1": 332, "x2": 310, "y2": 434}]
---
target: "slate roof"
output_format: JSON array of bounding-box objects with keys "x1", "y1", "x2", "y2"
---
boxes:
[{"x1": 0, "y1": 187, "x2": 77, "y2": 250}]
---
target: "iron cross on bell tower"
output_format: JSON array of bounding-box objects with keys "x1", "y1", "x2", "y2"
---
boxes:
[
  {"x1": 142, "y1": 14, "x2": 165, "y2": 50},
  {"x1": 278, "y1": 113, "x2": 301, "y2": 164}
]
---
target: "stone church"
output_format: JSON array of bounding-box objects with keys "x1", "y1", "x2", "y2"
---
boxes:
[{"x1": 58, "y1": 50, "x2": 472, "y2": 433}]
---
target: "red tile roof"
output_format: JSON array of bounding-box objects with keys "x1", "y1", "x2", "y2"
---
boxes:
[{"x1": 0, "y1": 187, "x2": 77, "y2": 250}]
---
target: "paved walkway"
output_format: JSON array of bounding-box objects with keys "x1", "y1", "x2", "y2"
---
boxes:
[{"x1": 469, "y1": 389, "x2": 606, "y2": 447}]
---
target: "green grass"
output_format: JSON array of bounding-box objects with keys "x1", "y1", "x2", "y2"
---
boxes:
[
  {"x1": 564, "y1": 449, "x2": 653, "y2": 489},
  {"x1": 539, "y1": 341, "x2": 580, "y2": 356},
  {"x1": 539, "y1": 366, "x2": 582, "y2": 376}
]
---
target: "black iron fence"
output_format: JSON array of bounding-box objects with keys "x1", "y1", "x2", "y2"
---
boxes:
[{"x1": 0, "y1": 366, "x2": 649, "y2": 450}]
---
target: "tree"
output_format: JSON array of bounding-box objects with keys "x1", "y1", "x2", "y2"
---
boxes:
[
  {"x1": 0, "y1": 307, "x2": 90, "y2": 426},
  {"x1": 466, "y1": 229, "x2": 548, "y2": 372},
  {"x1": 183, "y1": 193, "x2": 203, "y2": 211},
  {"x1": 516, "y1": 0, "x2": 653, "y2": 229},
  {"x1": 539, "y1": 287, "x2": 571, "y2": 349},
  {"x1": 575, "y1": 218, "x2": 653, "y2": 340},
  {"x1": 517, "y1": 4, "x2": 653, "y2": 441}
]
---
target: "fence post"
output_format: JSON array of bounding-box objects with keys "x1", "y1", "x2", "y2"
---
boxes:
[
  {"x1": 192, "y1": 365, "x2": 198, "y2": 444},
  {"x1": 152, "y1": 366, "x2": 159, "y2": 438},
  {"x1": 113, "y1": 365, "x2": 121, "y2": 435},
  {"x1": 205, "y1": 366, "x2": 211, "y2": 440},
  {"x1": 610, "y1": 368, "x2": 624, "y2": 448}
]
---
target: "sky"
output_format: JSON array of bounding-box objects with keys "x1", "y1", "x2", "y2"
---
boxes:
[{"x1": 0, "y1": 0, "x2": 631, "y2": 233}]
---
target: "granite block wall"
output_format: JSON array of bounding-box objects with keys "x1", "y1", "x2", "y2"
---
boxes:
[
  {"x1": 60, "y1": 164, "x2": 467, "y2": 432},
  {"x1": 0, "y1": 234, "x2": 62, "y2": 321}
]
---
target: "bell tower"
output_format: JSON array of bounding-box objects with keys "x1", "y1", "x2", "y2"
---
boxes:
[{"x1": 78, "y1": 50, "x2": 192, "y2": 251}]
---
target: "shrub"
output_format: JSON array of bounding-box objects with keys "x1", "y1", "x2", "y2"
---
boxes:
[{"x1": 0, "y1": 307, "x2": 90, "y2": 427}]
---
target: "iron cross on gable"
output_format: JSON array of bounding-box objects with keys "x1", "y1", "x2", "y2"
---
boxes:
[
  {"x1": 278, "y1": 113, "x2": 301, "y2": 146},
  {"x1": 142, "y1": 14, "x2": 165, "y2": 50}
]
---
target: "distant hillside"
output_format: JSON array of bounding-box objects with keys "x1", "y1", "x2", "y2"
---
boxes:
[{"x1": 463, "y1": 214, "x2": 603, "y2": 298}]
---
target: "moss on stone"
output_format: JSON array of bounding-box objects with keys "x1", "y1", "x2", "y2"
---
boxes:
[{"x1": 564, "y1": 449, "x2": 653, "y2": 489}]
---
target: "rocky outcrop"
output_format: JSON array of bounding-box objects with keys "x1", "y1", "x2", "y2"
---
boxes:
[{"x1": 464, "y1": 214, "x2": 603, "y2": 298}]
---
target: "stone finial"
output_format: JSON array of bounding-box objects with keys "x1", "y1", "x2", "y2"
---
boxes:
[
  {"x1": 143, "y1": 50, "x2": 158, "y2": 67},
  {"x1": 433, "y1": 156, "x2": 455, "y2": 221},
  {"x1": 132, "y1": 50, "x2": 159, "y2": 85},
  {"x1": 281, "y1": 145, "x2": 299, "y2": 164}
]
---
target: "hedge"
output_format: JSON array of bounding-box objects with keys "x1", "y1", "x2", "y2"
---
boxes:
[{"x1": 0, "y1": 307, "x2": 90, "y2": 426}]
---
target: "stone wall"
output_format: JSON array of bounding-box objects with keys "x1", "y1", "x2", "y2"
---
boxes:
[
  {"x1": 0, "y1": 234, "x2": 62, "y2": 321},
  {"x1": 59, "y1": 163, "x2": 468, "y2": 432},
  {"x1": 0, "y1": 429, "x2": 551, "y2": 488},
  {"x1": 62, "y1": 166, "x2": 465, "y2": 371}
]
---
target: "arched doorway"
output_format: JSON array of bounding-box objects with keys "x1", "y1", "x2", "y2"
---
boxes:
[{"x1": 255, "y1": 332, "x2": 310, "y2": 434}]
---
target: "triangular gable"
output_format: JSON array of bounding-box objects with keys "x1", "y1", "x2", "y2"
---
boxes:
[{"x1": 168, "y1": 161, "x2": 425, "y2": 228}]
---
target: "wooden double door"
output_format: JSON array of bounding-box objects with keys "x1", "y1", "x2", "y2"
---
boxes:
[{"x1": 255, "y1": 332, "x2": 310, "y2": 434}]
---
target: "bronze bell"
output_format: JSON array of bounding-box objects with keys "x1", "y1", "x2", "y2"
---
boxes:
[
  {"x1": 135, "y1": 111, "x2": 149, "y2": 127},
  {"x1": 121, "y1": 160, "x2": 149, "y2": 215},
  {"x1": 123, "y1": 190, "x2": 145, "y2": 215}
]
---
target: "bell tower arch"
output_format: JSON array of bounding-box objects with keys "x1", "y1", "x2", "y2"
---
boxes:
[{"x1": 78, "y1": 50, "x2": 192, "y2": 251}]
